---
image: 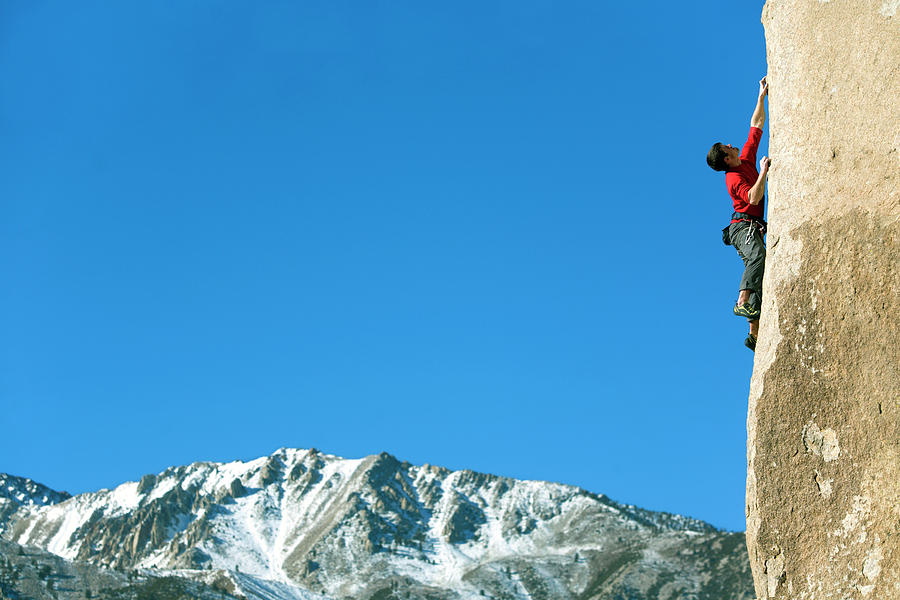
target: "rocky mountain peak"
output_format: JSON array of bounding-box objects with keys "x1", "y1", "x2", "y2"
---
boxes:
[
  {"x1": 1, "y1": 449, "x2": 754, "y2": 599},
  {"x1": 0, "y1": 473, "x2": 70, "y2": 508}
]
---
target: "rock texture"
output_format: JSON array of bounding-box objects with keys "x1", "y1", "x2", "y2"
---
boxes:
[
  {"x1": 749, "y1": 1, "x2": 900, "y2": 598},
  {"x1": 0, "y1": 538, "x2": 246, "y2": 600}
]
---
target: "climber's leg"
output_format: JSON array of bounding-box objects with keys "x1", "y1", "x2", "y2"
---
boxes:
[{"x1": 731, "y1": 222, "x2": 766, "y2": 318}]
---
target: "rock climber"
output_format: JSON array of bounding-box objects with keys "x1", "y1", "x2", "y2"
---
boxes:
[{"x1": 706, "y1": 76, "x2": 771, "y2": 352}]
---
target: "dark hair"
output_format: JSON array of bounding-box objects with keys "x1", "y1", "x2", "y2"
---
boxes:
[{"x1": 707, "y1": 143, "x2": 728, "y2": 171}]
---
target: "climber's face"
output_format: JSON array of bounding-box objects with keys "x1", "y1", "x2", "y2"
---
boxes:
[{"x1": 723, "y1": 144, "x2": 741, "y2": 168}]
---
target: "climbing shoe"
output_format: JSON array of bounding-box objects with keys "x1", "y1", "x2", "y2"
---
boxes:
[
  {"x1": 733, "y1": 302, "x2": 761, "y2": 319},
  {"x1": 744, "y1": 334, "x2": 757, "y2": 352}
]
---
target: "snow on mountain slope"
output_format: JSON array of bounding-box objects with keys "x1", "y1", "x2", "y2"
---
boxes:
[
  {"x1": 0, "y1": 473, "x2": 72, "y2": 535},
  {"x1": 1, "y1": 449, "x2": 753, "y2": 600},
  {"x1": 0, "y1": 473, "x2": 71, "y2": 508}
]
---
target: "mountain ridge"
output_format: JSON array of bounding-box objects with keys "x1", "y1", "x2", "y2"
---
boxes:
[
  {"x1": 0, "y1": 473, "x2": 72, "y2": 508},
  {"x1": 1, "y1": 447, "x2": 753, "y2": 599},
  {"x1": 3, "y1": 448, "x2": 725, "y2": 533}
]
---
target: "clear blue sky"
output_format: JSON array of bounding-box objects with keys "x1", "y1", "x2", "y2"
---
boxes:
[{"x1": 1, "y1": 1, "x2": 768, "y2": 532}]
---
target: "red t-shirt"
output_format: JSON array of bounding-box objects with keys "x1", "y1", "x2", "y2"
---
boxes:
[{"x1": 726, "y1": 126, "x2": 764, "y2": 220}]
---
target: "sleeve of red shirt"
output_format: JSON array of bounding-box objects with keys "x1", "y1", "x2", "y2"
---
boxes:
[
  {"x1": 740, "y1": 126, "x2": 763, "y2": 162},
  {"x1": 727, "y1": 173, "x2": 752, "y2": 204}
]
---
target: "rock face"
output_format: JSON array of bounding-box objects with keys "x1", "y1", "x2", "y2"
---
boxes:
[
  {"x1": 749, "y1": 2, "x2": 899, "y2": 599},
  {"x1": 0, "y1": 538, "x2": 246, "y2": 600}
]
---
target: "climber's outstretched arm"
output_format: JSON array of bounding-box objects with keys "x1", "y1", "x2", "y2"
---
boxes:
[{"x1": 751, "y1": 77, "x2": 768, "y2": 129}]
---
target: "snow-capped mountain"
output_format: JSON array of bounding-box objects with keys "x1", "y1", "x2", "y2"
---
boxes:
[
  {"x1": 0, "y1": 473, "x2": 71, "y2": 508},
  {"x1": 0, "y1": 448, "x2": 753, "y2": 599},
  {"x1": 0, "y1": 473, "x2": 72, "y2": 529}
]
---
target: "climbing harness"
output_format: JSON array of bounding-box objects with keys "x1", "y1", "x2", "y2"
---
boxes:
[{"x1": 722, "y1": 212, "x2": 767, "y2": 246}]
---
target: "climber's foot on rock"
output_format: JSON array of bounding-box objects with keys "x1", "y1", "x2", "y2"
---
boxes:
[
  {"x1": 734, "y1": 303, "x2": 761, "y2": 319},
  {"x1": 744, "y1": 334, "x2": 757, "y2": 352}
]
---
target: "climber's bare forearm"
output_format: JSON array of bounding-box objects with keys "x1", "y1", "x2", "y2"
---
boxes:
[
  {"x1": 749, "y1": 158, "x2": 771, "y2": 205},
  {"x1": 748, "y1": 177, "x2": 766, "y2": 205},
  {"x1": 750, "y1": 94, "x2": 766, "y2": 129},
  {"x1": 751, "y1": 77, "x2": 768, "y2": 129}
]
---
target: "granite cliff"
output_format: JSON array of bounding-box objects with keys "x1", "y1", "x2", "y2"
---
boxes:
[{"x1": 748, "y1": 1, "x2": 899, "y2": 598}]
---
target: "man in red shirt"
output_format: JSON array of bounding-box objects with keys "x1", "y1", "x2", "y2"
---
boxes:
[{"x1": 706, "y1": 77, "x2": 771, "y2": 351}]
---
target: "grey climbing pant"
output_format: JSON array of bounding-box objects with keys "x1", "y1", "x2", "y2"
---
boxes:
[{"x1": 729, "y1": 220, "x2": 765, "y2": 320}]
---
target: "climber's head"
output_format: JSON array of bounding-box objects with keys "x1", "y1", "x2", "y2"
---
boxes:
[{"x1": 706, "y1": 143, "x2": 741, "y2": 171}]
